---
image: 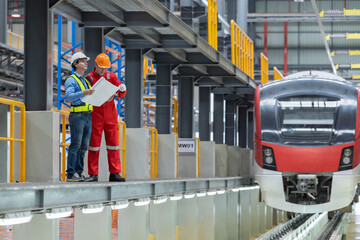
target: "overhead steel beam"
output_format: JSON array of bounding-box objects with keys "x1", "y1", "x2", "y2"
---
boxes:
[
  {"x1": 125, "y1": 12, "x2": 167, "y2": 27},
  {"x1": 130, "y1": 28, "x2": 161, "y2": 46},
  {"x1": 165, "y1": 49, "x2": 188, "y2": 63},
  {"x1": 196, "y1": 78, "x2": 221, "y2": 87},
  {"x1": 235, "y1": 88, "x2": 254, "y2": 95},
  {"x1": 311, "y1": 0, "x2": 336, "y2": 75},
  {"x1": 49, "y1": 0, "x2": 63, "y2": 9},
  {"x1": 212, "y1": 87, "x2": 233, "y2": 94},
  {"x1": 84, "y1": 0, "x2": 126, "y2": 25},
  {"x1": 53, "y1": 1, "x2": 82, "y2": 23},
  {"x1": 179, "y1": 65, "x2": 208, "y2": 76},
  {"x1": 82, "y1": 12, "x2": 120, "y2": 27}
]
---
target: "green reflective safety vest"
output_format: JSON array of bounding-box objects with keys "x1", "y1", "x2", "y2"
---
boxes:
[{"x1": 70, "y1": 74, "x2": 93, "y2": 112}]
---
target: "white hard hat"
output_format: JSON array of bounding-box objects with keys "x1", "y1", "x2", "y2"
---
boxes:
[{"x1": 70, "y1": 52, "x2": 90, "y2": 65}]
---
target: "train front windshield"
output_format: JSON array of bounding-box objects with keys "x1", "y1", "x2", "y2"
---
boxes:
[{"x1": 278, "y1": 96, "x2": 339, "y2": 142}]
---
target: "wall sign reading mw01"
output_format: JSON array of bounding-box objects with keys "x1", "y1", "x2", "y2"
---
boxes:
[{"x1": 178, "y1": 140, "x2": 196, "y2": 153}]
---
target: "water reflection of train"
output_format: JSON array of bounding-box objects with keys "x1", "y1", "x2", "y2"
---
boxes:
[{"x1": 254, "y1": 71, "x2": 360, "y2": 213}]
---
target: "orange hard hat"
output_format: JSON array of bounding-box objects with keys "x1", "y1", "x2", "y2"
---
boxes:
[{"x1": 95, "y1": 53, "x2": 111, "y2": 68}]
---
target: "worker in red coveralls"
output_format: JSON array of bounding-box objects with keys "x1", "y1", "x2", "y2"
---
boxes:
[{"x1": 86, "y1": 53, "x2": 127, "y2": 182}]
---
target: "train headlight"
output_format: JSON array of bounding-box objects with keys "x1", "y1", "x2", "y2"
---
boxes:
[
  {"x1": 344, "y1": 148, "x2": 352, "y2": 157},
  {"x1": 343, "y1": 157, "x2": 351, "y2": 165},
  {"x1": 264, "y1": 149, "x2": 272, "y2": 157},
  {"x1": 262, "y1": 146, "x2": 277, "y2": 170},
  {"x1": 265, "y1": 157, "x2": 273, "y2": 164},
  {"x1": 338, "y1": 146, "x2": 354, "y2": 171}
]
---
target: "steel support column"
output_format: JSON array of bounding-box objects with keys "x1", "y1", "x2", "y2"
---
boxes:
[
  {"x1": 238, "y1": 106, "x2": 247, "y2": 148},
  {"x1": 213, "y1": 94, "x2": 224, "y2": 144},
  {"x1": 125, "y1": 49, "x2": 143, "y2": 128},
  {"x1": 247, "y1": 111, "x2": 254, "y2": 149},
  {"x1": 156, "y1": 64, "x2": 172, "y2": 134},
  {"x1": 236, "y1": 0, "x2": 248, "y2": 33},
  {"x1": 0, "y1": 0, "x2": 6, "y2": 44},
  {"x1": 225, "y1": 100, "x2": 235, "y2": 146},
  {"x1": 199, "y1": 87, "x2": 210, "y2": 141},
  {"x1": 84, "y1": 28, "x2": 105, "y2": 72},
  {"x1": 227, "y1": 0, "x2": 236, "y2": 23},
  {"x1": 178, "y1": 76, "x2": 194, "y2": 138},
  {"x1": 24, "y1": 0, "x2": 53, "y2": 110}
]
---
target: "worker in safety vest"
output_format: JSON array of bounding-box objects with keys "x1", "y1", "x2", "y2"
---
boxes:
[
  {"x1": 64, "y1": 52, "x2": 94, "y2": 182},
  {"x1": 87, "y1": 53, "x2": 127, "y2": 182}
]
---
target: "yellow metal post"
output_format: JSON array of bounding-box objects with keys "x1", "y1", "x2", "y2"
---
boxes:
[
  {"x1": 230, "y1": 20, "x2": 235, "y2": 64},
  {"x1": 10, "y1": 105, "x2": 14, "y2": 183},
  {"x1": 61, "y1": 115, "x2": 66, "y2": 181},
  {"x1": 119, "y1": 121, "x2": 127, "y2": 178},
  {"x1": 195, "y1": 137, "x2": 200, "y2": 177},
  {"x1": 149, "y1": 233, "x2": 155, "y2": 240},
  {"x1": 20, "y1": 105, "x2": 26, "y2": 182},
  {"x1": 176, "y1": 226, "x2": 180, "y2": 240}
]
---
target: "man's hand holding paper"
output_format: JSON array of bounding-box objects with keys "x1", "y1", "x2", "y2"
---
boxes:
[{"x1": 81, "y1": 77, "x2": 120, "y2": 107}]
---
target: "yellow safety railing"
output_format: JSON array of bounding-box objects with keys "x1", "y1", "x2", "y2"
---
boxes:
[
  {"x1": 143, "y1": 58, "x2": 154, "y2": 89},
  {"x1": 143, "y1": 96, "x2": 178, "y2": 134},
  {"x1": 144, "y1": 127, "x2": 158, "y2": 178},
  {"x1": 118, "y1": 121, "x2": 127, "y2": 178},
  {"x1": 260, "y1": 53, "x2": 269, "y2": 84},
  {"x1": 7, "y1": 31, "x2": 22, "y2": 50},
  {"x1": 208, "y1": 0, "x2": 218, "y2": 50},
  {"x1": 273, "y1": 67, "x2": 283, "y2": 80},
  {"x1": 0, "y1": 98, "x2": 26, "y2": 183},
  {"x1": 230, "y1": 20, "x2": 254, "y2": 79},
  {"x1": 149, "y1": 234, "x2": 155, "y2": 240},
  {"x1": 6, "y1": 31, "x2": 78, "y2": 69},
  {"x1": 51, "y1": 108, "x2": 70, "y2": 181},
  {"x1": 194, "y1": 137, "x2": 200, "y2": 177}
]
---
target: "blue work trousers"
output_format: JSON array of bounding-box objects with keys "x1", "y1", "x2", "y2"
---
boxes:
[{"x1": 67, "y1": 112, "x2": 92, "y2": 175}]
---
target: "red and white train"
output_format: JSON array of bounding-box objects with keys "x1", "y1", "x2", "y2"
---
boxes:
[{"x1": 254, "y1": 71, "x2": 360, "y2": 213}]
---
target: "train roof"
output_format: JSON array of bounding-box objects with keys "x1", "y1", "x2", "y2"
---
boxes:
[{"x1": 283, "y1": 71, "x2": 347, "y2": 82}]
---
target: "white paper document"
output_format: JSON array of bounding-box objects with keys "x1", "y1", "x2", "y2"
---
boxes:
[{"x1": 81, "y1": 77, "x2": 119, "y2": 107}]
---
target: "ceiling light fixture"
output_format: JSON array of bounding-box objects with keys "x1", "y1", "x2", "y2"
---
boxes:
[
  {"x1": 216, "y1": 189, "x2": 226, "y2": 195},
  {"x1": 111, "y1": 200, "x2": 129, "y2": 210},
  {"x1": 0, "y1": 211, "x2": 33, "y2": 226},
  {"x1": 196, "y1": 191, "x2": 207, "y2": 197},
  {"x1": 184, "y1": 193, "x2": 196, "y2": 199},
  {"x1": 134, "y1": 198, "x2": 151, "y2": 207},
  {"x1": 153, "y1": 196, "x2": 168, "y2": 205},
  {"x1": 170, "y1": 194, "x2": 183, "y2": 201},
  {"x1": 82, "y1": 204, "x2": 104, "y2": 214},
  {"x1": 11, "y1": 0, "x2": 21, "y2": 18},
  {"x1": 207, "y1": 190, "x2": 217, "y2": 196},
  {"x1": 45, "y1": 207, "x2": 73, "y2": 219}
]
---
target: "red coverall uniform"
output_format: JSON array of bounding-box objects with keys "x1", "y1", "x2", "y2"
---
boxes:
[{"x1": 87, "y1": 70, "x2": 127, "y2": 175}]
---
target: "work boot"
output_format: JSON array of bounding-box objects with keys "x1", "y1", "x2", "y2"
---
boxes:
[
  {"x1": 67, "y1": 173, "x2": 84, "y2": 182},
  {"x1": 81, "y1": 173, "x2": 93, "y2": 182},
  {"x1": 109, "y1": 173, "x2": 126, "y2": 182},
  {"x1": 89, "y1": 175, "x2": 98, "y2": 182}
]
